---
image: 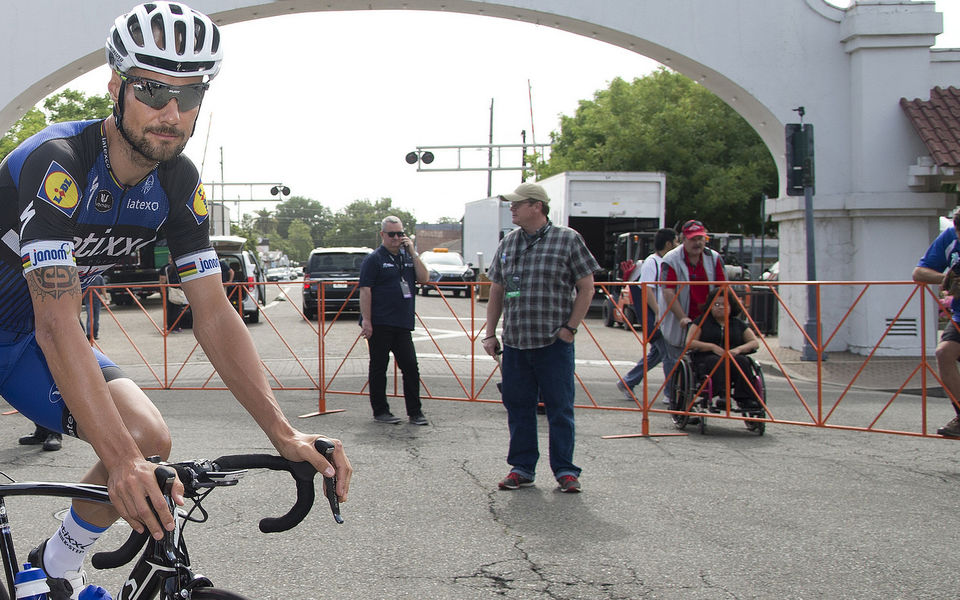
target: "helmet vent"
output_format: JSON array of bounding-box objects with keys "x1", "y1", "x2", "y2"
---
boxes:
[
  {"x1": 174, "y1": 20, "x2": 186, "y2": 54},
  {"x1": 127, "y1": 15, "x2": 144, "y2": 47},
  {"x1": 151, "y1": 13, "x2": 166, "y2": 50}
]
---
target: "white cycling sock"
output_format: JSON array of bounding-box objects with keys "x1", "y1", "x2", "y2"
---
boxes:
[{"x1": 43, "y1": 507, "x2": 108, "y2": 576}]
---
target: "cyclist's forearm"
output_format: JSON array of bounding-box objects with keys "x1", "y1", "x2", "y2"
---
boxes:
[{"x1": 34, "y1": 299, "x2": 142, "y2": 467}]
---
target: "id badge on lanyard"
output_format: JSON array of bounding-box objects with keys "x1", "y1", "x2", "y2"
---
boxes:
[
  {"x1": 399, "y1": 277, "x2": 412, "y2": 298},
  {"x1": 505, "y1": 274, "x2": 521, "y2": 298}
]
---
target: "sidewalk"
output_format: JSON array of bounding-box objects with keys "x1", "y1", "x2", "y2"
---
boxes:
[{"x1": 754, "y1": 335, "x2": 941, "y2": 396}]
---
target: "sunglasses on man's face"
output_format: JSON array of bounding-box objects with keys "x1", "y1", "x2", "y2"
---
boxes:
[
  {"x1": 384, "y1": 231, "x2": 405, "y2": 238},
  {"x1": 120, "y1": 74, "x2": 208, "y2": 112}
]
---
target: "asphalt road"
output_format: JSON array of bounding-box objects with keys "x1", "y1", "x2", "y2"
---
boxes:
[{"x1": 5, "y1": 285, "x2": 948, "y2": 598}]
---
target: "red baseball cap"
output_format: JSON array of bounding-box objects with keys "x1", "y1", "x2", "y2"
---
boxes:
[{"x1": 681, "y1": 219, "x2": 708, "y2": 238}]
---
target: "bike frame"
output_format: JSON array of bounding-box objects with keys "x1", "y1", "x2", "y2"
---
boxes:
[
  {"x1": 0, "y1": 481, "x2": 110, "y2": 598},
  {"x1": 0, "y1": 481, "x2": 212, "y2": 600}
]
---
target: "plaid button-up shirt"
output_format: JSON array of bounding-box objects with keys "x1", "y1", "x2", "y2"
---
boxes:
[{"x1": 488, "y1": 222, "x2": 599, "y2": 350}]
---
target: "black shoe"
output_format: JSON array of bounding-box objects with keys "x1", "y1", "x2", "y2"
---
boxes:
[
  {"x1": 18, "y1": 427, "x2": 46, "y2": 446},
  {"x1": 43, "y1": 433, "x2": 62, "y2": 451},
  {"x1": 374, "y1": 413, "x2": 402, "y2": 424},
  {"x1": 28, "y1": 539, "x2": 86, "y2": 600},
  {"x1": 409, "y1": 414, "x2": 428, "y2": 426}
]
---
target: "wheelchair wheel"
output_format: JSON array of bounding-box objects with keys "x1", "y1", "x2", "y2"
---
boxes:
[{"x1": 670, "y1": 358, "x2": 694, "y2": 430}]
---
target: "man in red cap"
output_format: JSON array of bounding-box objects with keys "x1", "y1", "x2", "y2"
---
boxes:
[{"x1": 658, "y1": 220, "x2": 726, "y2": 407}]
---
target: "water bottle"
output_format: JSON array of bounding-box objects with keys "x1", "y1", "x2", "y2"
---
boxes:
[
  {"x1": 13, "y1": 563, "x2": 48, "y2": 600},
  {"x1": 78, "y1": 585, "x2": 112, "y2": 600}
]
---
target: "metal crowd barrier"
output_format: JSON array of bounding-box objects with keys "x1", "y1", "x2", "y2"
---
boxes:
[{"x1": 66, "y1": 279, "x2": 960, "y2": 439}]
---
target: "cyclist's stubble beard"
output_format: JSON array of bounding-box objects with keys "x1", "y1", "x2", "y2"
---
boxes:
[{"x1": 124, "y1": 123, "x2": 190, "y2": 164}]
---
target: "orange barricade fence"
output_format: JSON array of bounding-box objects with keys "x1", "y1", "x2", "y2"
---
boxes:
[{"x1": 70, "y1": 279, "x2": 960, "y2": 438}]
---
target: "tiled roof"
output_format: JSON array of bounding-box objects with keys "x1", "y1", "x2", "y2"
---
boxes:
[{"x1": 900, "y1": 86, "x2": 960, "y2": 168}]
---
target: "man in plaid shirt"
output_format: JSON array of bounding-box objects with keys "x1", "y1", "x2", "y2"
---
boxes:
[{"x1": 482, "y1": 183, "x2": 599, "y2": 493}]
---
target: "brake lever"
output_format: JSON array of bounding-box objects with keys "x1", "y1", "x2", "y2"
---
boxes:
[{"x1": 314, "y1": 439, "x2": 343, "y2": 524}]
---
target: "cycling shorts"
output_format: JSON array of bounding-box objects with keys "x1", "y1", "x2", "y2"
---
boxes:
[{"x1": 0, "y1": 329, "x2": 125, "y2": 437}]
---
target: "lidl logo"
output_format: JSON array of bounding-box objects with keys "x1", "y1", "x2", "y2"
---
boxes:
[
  {"x1": 191, "y1": 182, "x2": 208, "y2": 225},
  {"x1": 37, "y1": 161, "x2": 80, "y2": 217}
]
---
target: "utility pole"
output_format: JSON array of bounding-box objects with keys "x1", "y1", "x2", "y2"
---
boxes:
[{"x1": 487, "y1": 98, "x2": 494, "y2": 197}]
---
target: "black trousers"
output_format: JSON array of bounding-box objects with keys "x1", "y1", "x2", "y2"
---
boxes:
[
  {"x1": 694, "y1": 353, "x2": 757, "y2": 404},
  {"x1": 368, "y1": 325, "x2": 422, "y2": 417}
]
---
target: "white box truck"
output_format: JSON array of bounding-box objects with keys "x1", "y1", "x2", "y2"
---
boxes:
[
  {"x1": 536, "y1": 171, "x2": 666, "y2": 277},
  {"x1": 462, "y1": 171, "x2": 666, "y2": 307}
]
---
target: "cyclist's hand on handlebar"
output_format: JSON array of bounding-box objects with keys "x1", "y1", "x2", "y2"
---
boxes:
[
  {"x1": 278, "y1": 433, "x2": 352, "y2": 502},
  {"x1": 107, "y1": 457, "x2": 184, "y2": 540}
]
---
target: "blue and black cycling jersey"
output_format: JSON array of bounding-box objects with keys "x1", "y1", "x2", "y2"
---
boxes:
[{"x1": 0, "y1": 118, "x2": 216, "y2": 333}]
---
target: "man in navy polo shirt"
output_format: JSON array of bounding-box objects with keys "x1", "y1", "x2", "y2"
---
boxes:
[{"x1": 359, "y1": 216, "x2": 430, "y2": 425}]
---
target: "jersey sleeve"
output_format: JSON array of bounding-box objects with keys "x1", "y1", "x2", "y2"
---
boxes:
[
  {"x1": 918, "y1": 229, "x2": 954, "y2": 272},
  {"x1": 158, "y1": 157, "x2": 212, "y2": 261},
  {"x1": 15, "y1": 139, "x2": 89, "y2": 275},
  {"x1": 17, "y1": 139, "x2": 85, "y2": 247},
  {"x1": 157, "y1": 158, "x2": 220, "y2": 283}
]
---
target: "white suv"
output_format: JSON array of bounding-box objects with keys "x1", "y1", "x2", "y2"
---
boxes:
[{"x1": 210, "y1": 236, "x2": 266, "y2": 323}]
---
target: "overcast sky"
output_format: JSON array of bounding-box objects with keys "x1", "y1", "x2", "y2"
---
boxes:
[{"x1": 62, "y1": 2, "x2": 959, "y2": 225}]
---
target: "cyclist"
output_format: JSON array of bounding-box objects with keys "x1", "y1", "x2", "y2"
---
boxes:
[{"x1": 0, "y1": 3, "x2": 352, "y2": 598}]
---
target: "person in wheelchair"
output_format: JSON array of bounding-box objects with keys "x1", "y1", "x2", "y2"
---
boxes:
[{"x1": 684, "y1": 287, "x2": 761, "y2": 410}]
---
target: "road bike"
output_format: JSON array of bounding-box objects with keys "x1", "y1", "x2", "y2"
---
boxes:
[{"x1": 0, "y1": 439, "x2": 342, "y2": 599}]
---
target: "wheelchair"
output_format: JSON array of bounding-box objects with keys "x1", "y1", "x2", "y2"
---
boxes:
[{"x1": 669, "y1": 351, "x2": 767, "y2": 435}]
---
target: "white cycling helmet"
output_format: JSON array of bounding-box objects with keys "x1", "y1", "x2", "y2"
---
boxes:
[{"x1": 106, "y1": 2, "x2": 222, "y2": 80}]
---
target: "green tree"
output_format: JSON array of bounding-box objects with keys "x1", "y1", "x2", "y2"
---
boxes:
[
  {"x1": 44, "y1": 89, "x2": 112, "y2": 123},
  {"x1": 0, "y1": 108, "x2": 46, "y2": 159},
  {"x1": 274, "y1": 196, "x2": 334, "y2": 246},
  {"x1": 252, "y1": 208, "x2": 277, "y2": 238},
  {"x1": 287, "y1": 219, "x2": 315, "y2": 263},
  {"x1": 1, "y1": 89, "x2": 112, "y2": 161},
  {"x1": 538, "y1": 68, "x2": 777, "y2": 233},
  {"x1": 325, "y1": 198, "x2": 416, "y2": 248}
]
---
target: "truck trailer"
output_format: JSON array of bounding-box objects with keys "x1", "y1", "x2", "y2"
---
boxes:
[{"x1": 463, "y1": 171, "x2": 666, "y2": 277}]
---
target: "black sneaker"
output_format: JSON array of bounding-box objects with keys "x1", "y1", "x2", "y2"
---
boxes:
[
  {"x1": 18, "y1": 427, "x2": 47, "y2": 446},
  {"x1": 408, "y1": 414, "x2": 428, "y2": 426},
  {"x1": 938, "y1": 416, "x2": 960, "y2": 437},
  {"x1": 27, "y1": 539, "x2": 86, "y2": 600},
  {"x1": 373, "y1": 413, "x2": 402, "y2": 424},
  {"x1": 43, "y1": 432, "x2": 62, "y2": 451}
]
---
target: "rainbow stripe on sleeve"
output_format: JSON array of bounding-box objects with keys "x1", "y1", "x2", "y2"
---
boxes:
[{"x1": 177, "y1": 261, "x2": 198, "y2": 278}]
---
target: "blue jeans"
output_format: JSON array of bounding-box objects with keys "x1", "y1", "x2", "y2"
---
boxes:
[
  {"x1": 501, "y1": 339, "x2": 580, "y2": 481},
  {"x1": 623, "y1": 334, "x2": 668, "y2": 388},
  {"x1": 660, "y1": 342, "x2": 683, "y2": 403}
]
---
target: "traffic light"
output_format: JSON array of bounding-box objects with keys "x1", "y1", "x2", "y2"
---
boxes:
[{"x1": 785, "y1": 123, "x2": 815, "y2": 196}]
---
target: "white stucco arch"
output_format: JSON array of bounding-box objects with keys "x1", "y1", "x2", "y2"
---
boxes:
[{"x1": 3, "y1": 0, "x2": 960, "y2": 354}]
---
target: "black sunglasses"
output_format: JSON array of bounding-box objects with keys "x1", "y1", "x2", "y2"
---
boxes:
[
  {"x1": 120, "y1": 73, "x2": 208, "y2": 112},
  {"x1": 384, "y1": 231, "x2": 405, "y2": 238}
]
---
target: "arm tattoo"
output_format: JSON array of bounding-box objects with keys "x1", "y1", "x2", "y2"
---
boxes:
[{"x1": 26, "y1": 266, "x2": 81, "y2": 301}]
